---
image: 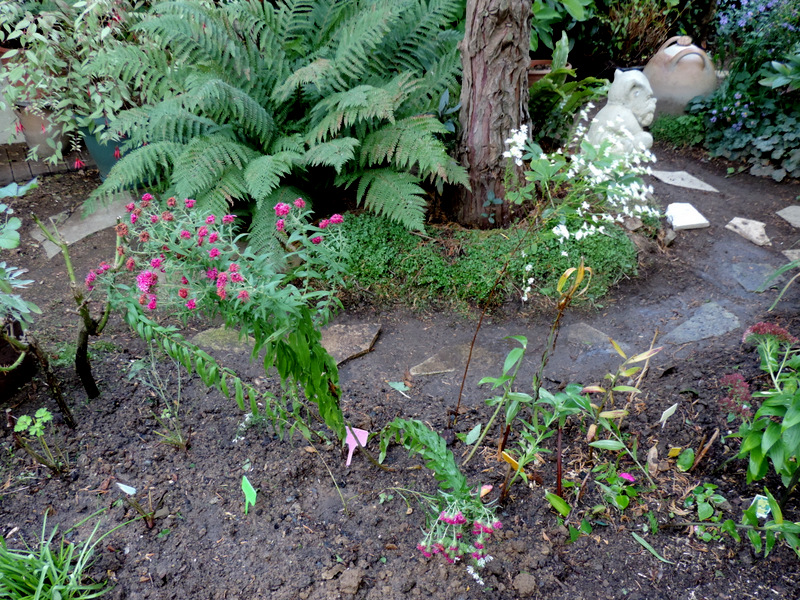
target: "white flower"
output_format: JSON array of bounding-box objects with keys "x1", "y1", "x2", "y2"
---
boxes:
[
  {"x1": 525, "y1": 264, "x2": 533, "y2": 272},
  {"x1": 561, "y1": 250, "x2": 569, "y2": 257},
  {"x1": 552, "y1": 224, "x2": 570, "y2": 241}
]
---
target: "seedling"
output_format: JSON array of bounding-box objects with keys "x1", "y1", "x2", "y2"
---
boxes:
[
  {"x1": 11, "y1": 408, "x2": 67, "y2": 475},
  {"x1": 115, "y1": 482, "x2": 167, "y2": 529},
  {"x1": 242, "y1": 475, "x2": 257, "y2": 514}
]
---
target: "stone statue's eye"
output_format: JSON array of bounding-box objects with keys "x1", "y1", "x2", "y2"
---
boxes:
[{"x1": 634, "y1": 90, "x2": 640, "y2": 97}]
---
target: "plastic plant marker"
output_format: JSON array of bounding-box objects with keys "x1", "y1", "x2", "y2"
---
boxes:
[
  {"x1": 116, "y1": 482, "x2": 137, "y2": 496},
  {"x1": 750, "y1": 494, "x2": 771, "y2": 520},
  {"x1": 345, "y1": 427, "x2": 369, "y2": 466},
  {"x1": 242, "y1": 475, "x2": 257, "y2": 514}
]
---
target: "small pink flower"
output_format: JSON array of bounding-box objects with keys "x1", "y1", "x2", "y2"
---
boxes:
[
  {"x1": 141, "y1": 193, "x2": 153, "y2": 202},
  {"x1": 216, "y1": 272, "x2": 228, "y2": 285},
  {"x1": 293, "y1": 198, "x2": 306, "y2": 209},
  {"x1": 319, "y1": 219, "x2": 330, "y2": 229},
  {"x1": 274, "y1": 202, "x2": 291, "y2": 217},
  {"x1": 185, "y1": 198, "x2": 196, "y2": 208},
  {"x1": 178, "y1": 288, "x2": 188, "y2": 299},
  {"x1": 217, "y1": 286, "x2": 227, "y2": 300},
  {"x1": 231, "y1": 272, "x2": 244, "y2": 283},
  {"x1": 276, "y1": 219, "x2": 285, "y2": 232},
  {"x1": 237, "y1": 290, "x2": 250, "y2": 302},
  {"x1": 73, "y1": 158, "x2": 86, "y2": 170},
  {"x1": 125, "y1": 202, "x2": 135, "y2": 212},
  {"x1": 206, "y1": 215, "x2": 216, "y2": 225},
  {"x1": 619, "y1": 472, "x2": 636, "y2": 484},
  {"x1": 150, "y1": 258, "x2": 162, "y2": 269},
  {"x1": 85, "y1": 270, "x2": 97, "y2": 289},
  {"x1": 14, "y1": 121, "x2": 23, "y2": 133},
  {"x1": 329, "y1": 213, "x2": 344, "y2": 224},
  {"x1": 130, "y1": 213, "x2": 138, "y2": 224},
  {"x1": 113, "y1": 146, "x2": 121, "y2": 160},
  {"x1": 206, "y1": 268, "x2": 218, "y2": 280},
  {"x1": 181, "y1": 276, "x2": 189, "y2": 284},
  {"x1": 97, "y1": 262, "x2": 111, "y2": 274},
  {"x1": 492, "y1": 521, "x2": 503, "y2": 530},
  {"x1": 180, "y1": 230, "x2": 191, "y2": 239},
  {"x1": 229, "y1": 263, "x2": 239, "y2": 273},
  {"x1": 208, "y1": 232, "x2": 219, "y2": 243},
  {"x1": 161, "y1": 211, "x2": 174, "y2": 222},
  {"x1": 167, "y1": 197, "x2": 177, "y2": 207},
  {"x1": 186, "y1": 299, "x2": 196, "y2": 310},
  {"x1": 311, "y1": 236, "x2": 322, "y2": 245},
  {"x1": 125, "y1": 258, "x2": 136, "y2": 271},
  {"x1": 146, "y1": 294, "x2": 157, "y2": 310},
  {"x1": 209, "y1": 247, "x2": 220, "y2": 258},
  {"x1": 150, "y1": 214, "x2": 159, "y2": 224},
  {"x1": 136, "y1": 270, "x2": 159, "y2": 293},
  {"x1": 743, "y1": 322, "x2": 798, "y2": 345},
  {"x1": 223, "y1": 214, "x2": 235, "y2": 224},
  {"x1": 197, "y1": 226, "x2": 209, "y2": 238}
]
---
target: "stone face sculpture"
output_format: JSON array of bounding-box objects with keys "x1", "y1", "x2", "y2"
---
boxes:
[{"x1": 586, "y1": 69, "x2": 657, "y2": 154}]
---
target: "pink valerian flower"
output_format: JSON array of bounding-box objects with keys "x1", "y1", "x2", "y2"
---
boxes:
[
  {"x1": 141, "y1": 193, "x2": 154, "y2": 202},
  {"x1": 146, "y1": 294, "x2": 157, "y2": 310},
  {"x1": 276, "y1": 219, "x2": 285, "y2": 232},
  {"x1": 206, "y1": 215, "x2": 216, "y2": 225},
  {"x1": 150, "y1": 258, "x2": 163, "y2": 269},
  {"x1": 167, "y1": 197, "x2": 177, "y2": 208},
  {"x1": 209, "y1": 247, "x2": 220, "y2": 259},
  {"x1": 619, "y1": 472, "x2": 636, "y2": 484},
  {"x1": 222, "y1": 214, "x2": 235, "y2": 224},
  {"x1": 206, "y1": 268, "x2": 218, "y2": 280},
  {"x1": 73, "y1": 158, "x2": 86, "y2": 170},
  {"x1": 114, "y1": 146, "x2": 121, "y2": 160},
  {"x1": 742, "y1": 322, "x2": 798, "y2": 345},
  {"x1": 237, "y1": 290, "x2": 250, "y2": 302},
  {"x1": 719, "y1": 373, "x2": 753, "y2": 420},
  {"x1": 181, "y1": 276, "x2": 189, "y2": 284},
  {"x1": 329, "y1": 213, "x2": 344, "y2": 225},
  {"x1": 125, "y1": 202, "x2": 136, "y2": 212},
  {"x1": 180, "y1": 230, "x2": 191, "y2": 239},
  {"x1": 125, "y1": 258, "x2": 136, "y2": 271},
  {"x1": 319, "y1": 219, "x2": 330, "y2": 229},
  {"x1": 274, "y1": 202, "x2": 291, "y2": 216},
  {"x1": 231, "y1": 272, "x2": 244, "y2": 283},
  {"x1": 178, "y1": 288, "x2": 189, "y2": 299},
  {"x1": 130, "y1": 213, "x2": 138, "y2": 224},
  {"x1": 186, "y1": 299, "x2": 197, "y2": 310},
  {"x1": 136, "y1": 270, "x2": 159, "y2": 293},
  {"x1": 294, "y1": 198, "x2": 306, "y2": 209},
  {"x1": 311, "y1": 236, "x2": 322, "y2": 244},
  {"x1": 185, "y1": 198, "x2": 196, "y2": 208},
  {"x1": 208, "y1": 232, "x2": 219, "y2": 243},
  {"x1": 150, "y1": 214, "x2": 159, "y2": 224},
  {"x1": 85, "y1": 270, "x2": 97, "y2": 289}
]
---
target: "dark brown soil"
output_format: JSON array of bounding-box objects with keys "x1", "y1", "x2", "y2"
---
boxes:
[{"x1": 2, "y1": 148, "x2": 800, "y2": 600}]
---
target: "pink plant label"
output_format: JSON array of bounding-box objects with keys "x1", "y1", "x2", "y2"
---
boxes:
[{"x1": 345, "y1": 427, "x2": 369, "y2": 466}]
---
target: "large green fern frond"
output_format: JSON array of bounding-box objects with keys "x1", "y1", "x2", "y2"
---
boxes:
[
  {"x1": 194, "y1": 167, "x2": 250, "y2": 215},
  {"x1": 307, "y1": 85, "x2": 398, "y2": 143},
  {"x1": 244, "y1": 152, "x2": 304, "y2": 201},
  {"x1": 115, "y1": 103, "x2": 220, "y2": 146},
  {"x1": 171, "y1": 136, "x2": 259, "y2": 201},
  {"x1": 339, "y1": 168, "x2": 427, "y2": 230},
  {"x1": 304, "y1": 138, "x2": 360, "y2": 173}
]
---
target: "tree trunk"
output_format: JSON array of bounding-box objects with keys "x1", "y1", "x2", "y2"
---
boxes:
[{"x1": 456, "y1": 0, "x2": 531, "y2": 227}]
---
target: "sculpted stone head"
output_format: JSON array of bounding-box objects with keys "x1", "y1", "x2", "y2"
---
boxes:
[{"x1": 608, "y1": 69, "x2": 656, "y2": 128}]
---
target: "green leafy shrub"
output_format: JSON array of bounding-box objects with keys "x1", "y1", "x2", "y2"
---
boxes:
[
  {"x1": 90, "y1": 0, "x2": 468, "y2": 241},
  {"x1": 688, "y1": 0, "x2": 800, "y2": 181},
  {"x1": 650, "y1": 114, "x2": 705, "y2": 147},
  {"x1": 343, "y1": 212, "x2": 637, "y2": 306}
]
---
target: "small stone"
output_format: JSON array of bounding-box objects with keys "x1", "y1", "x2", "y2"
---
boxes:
[
  {"x1": 339, "y1": 567, "x2": 364, "y2": 596},
  {"x1": 725, "y1": 217, "x2": 770, "y2": 246},
  {"x1": 513, "y1": 573, "x2": 538, "y2": 598}
]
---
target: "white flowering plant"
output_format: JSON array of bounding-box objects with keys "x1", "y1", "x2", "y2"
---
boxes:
[{"x1": 503, "y1": 110, "x2": 660, "y2": 301}]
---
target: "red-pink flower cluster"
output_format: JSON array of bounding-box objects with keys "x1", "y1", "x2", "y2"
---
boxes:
[
  {"x1": 742, "y1": 322, "x2": 798, "y2": 345},
  {"x1": 719, "y1": 373, "x2": 753, "y2": 420}
]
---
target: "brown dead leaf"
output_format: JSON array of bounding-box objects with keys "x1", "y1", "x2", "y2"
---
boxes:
[{"x1": 304, "y1": 446, "x2": 316, "y2": 454}]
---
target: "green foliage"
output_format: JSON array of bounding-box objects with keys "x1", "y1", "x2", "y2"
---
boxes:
[
  {"x1": 650, "y1": 114, "x2": 705, "y2": 147},
  {"x1": 0, "y1": 204, "x2": 41, "y2": 329},
  {"x1": 530, "y1": 0, "x2": 595, "y2": 53},
  {"x1": 90, "y1": 0, "x2": 468, "y2": 234},
  {"x1": 0, "y1": 515, "x2": 113, "y2": 600},
  {"x1": 12, "y1": 408, "x2": 67, "y2": 474}
]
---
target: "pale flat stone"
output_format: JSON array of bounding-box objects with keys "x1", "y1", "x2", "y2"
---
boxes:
[
  {"x1": 725, "y1": 217, "x2": 770, "y2": 246},
  {"x1": 409, "y1": 343, "x2": 491, "y2": 376},
  {"x1": 777, "y1": 206, "x2": 800, "y2": 228},
  {"x1": 662, "y1": 302, "x2": 739, "y2": 344},
  {"x1": 665, "y1": 203, "x2": 710, "y2": 230},
  {"x1": 192, "y1": 327, "x2": 255, "y2": 356},
  {"x1": 731, "y1": 263, "x2": 783, "y2": 292},
  {"x1": 566, "y1": 322, "x2": 630, "y2": 354},
  {"x1": 320, "y1": 323, "x2": 381, "y2": 365},
  {"x1": 651, "y1": 170, "x2": 719, "y2": 192},
  {"x1": 782, "y1": 249, "x2": 800, "y2": 263},
  {"x1": 31, "y1": 193, "x2": 134, "y2": 258}
]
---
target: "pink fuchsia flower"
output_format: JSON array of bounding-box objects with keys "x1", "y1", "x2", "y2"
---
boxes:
[
  {"x1": 329, "y1": 213, "x2": 343, "y2": 224},
  {"x1": 742, "y1": 322, "x2": 798, "y2": 345},
  {"x1": 178, "y1": 288, "x2": 188, "y2": 299},
  {"x1": 73, "y1": 158, "x2": 86, "y2": 170},
  {"x1": 206, "y1": 215, "x2": 216, "y2": 225},
  {"x1": 150, "y1": 214, "x2": 159, "y2": 224},
  {"x1": 319, "y1": 219, "x2": 330, "y2": 229},
  {"x1": 141, "y1": 193, "x2": 153, "y2": 202},
  {"x1": 619, "y1": 472, "x2": 636, "y2": 484},
  {"x1": 167, "y1": 197, "x2": 176, "y2": 207},
  {"x1": 186, "y1": 299, "x2": 197, "y2": 310},
  {"x1": 125, "y1": 202, "x2": 135, "y2": 212},
  {"x1": 276, "y1": 219, "x2": 285, "y2": 232},
  {"x1": 293, "y1": 198, "x2": 306, "y2": 209},
  {"x1": 180, "y1": 230, "x2": 191, "y2": 239},
  {"x1": 274, "y1": 202, "x2": 291, "y2": 216},
  {"x1": 208, "y1": 232, "x2": 219, "y2": 243},
  {"x1": 311, "y1": 236, "x2": 322, "y2": 244},
  {"x1": 114, "y1": 146, "x2": 121, "y2": 160},
  {"x1": 237, "y1": 290, "x2": 250, "y2": 302},
  {"x1": 223, "y1": 214, "x2": 235, "y2": 224},
  {"x1": 136, "y1": 270, "x2": 159, "y2": 293},
  {"x1": 146, "y1": 294, "x2": 157, "y2": 310},
  {"x1": 209, "y1": 247, "x2": 220, "y2": 258},
  {"x1": 185, "y1": 198, "x2": 196, "y2": 208}
]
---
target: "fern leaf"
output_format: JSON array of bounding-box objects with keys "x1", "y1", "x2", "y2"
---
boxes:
[
  {"x1": 304, "y1": 138, "x2": 360, "y2": 173},
  {"x1": 173, "y1": 136, "x2": 259, "y2": 200},
  {"x1": 244, "y1": 152, "x2": 304, "y2": 201},
  {"x1": 340, "y1": 168, "x2": 427, "y2": 230},
  {"x1": 89, "y1": 141, "x2": 183, "y2": 203},
  {"x1": 273, "y1": 58, "x2": 335, "y2": 103}
]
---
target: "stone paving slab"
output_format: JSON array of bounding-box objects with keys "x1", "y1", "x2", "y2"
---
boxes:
[
  {"x1": 777, "y1": 205, "x2": 800, "y2": 228},
  {"x1": 782, "y1": 249, "x2": 800, "y2": 263},
  {"x1": 665, "y1": 202, "x2": 710, "y2": 230},
  {"x1": 725, "y1": 217, "x2": 770, "y2": 246},
  {"x1": 651, "y1": 170, "x2": 719, "y2": 192},
  {"x1": 731, "y1": 262, "x2": 783, "y2": 292},
  {"x1": 320, "y1": 323, "x2": 381, "y2": 365},
  {"x1": 662, "y1": 302, "x2": 740, "y2": 344}
]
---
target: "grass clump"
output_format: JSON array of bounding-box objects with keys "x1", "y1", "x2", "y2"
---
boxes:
[
  {"x1": 343, "y1": 214, "x2": 638, "y2": 308},
  {"x1": 651, "y1": 114, "x2": 705, "y2": 147}
]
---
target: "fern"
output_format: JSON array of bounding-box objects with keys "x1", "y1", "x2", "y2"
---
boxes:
[{"x1": 342, "y1": 168, "x2": 428, "y2": 230}]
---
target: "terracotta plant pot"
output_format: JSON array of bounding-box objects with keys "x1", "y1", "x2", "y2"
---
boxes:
[
  {"x1": 13, "y1": 102, "x2": 63, "y2": 159},
  {"x1": 0, "y1": 321, "x2": 37, "y2": 400},
  {"x1": 528, "y1": 60, "x2": 573, "y2": 86}
]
